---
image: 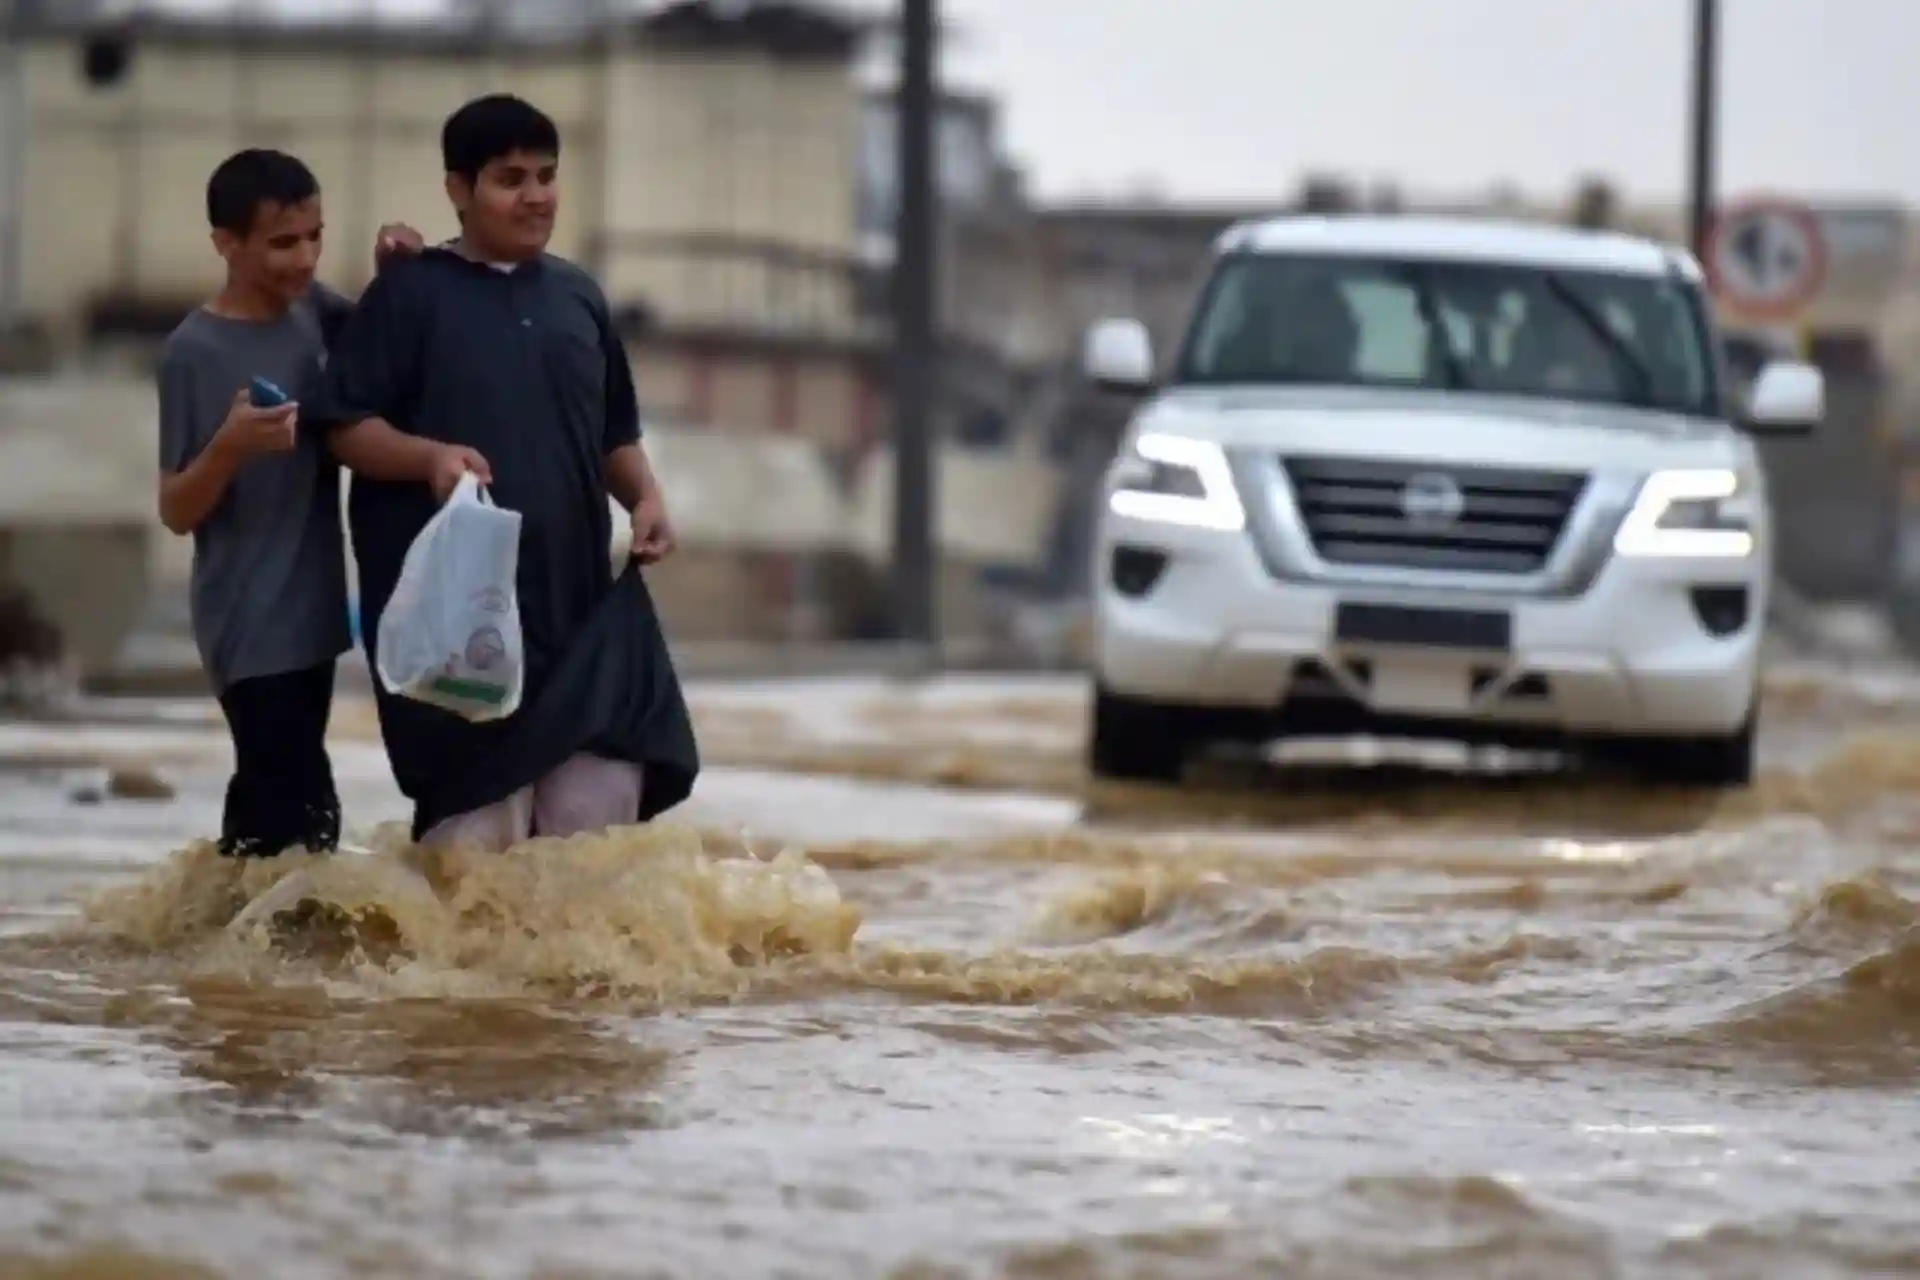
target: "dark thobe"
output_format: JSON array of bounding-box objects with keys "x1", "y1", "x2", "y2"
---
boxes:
[{"x1": 313, "y1": 248, "x2": 698, "y2": 840}]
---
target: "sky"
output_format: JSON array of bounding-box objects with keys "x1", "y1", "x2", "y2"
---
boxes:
[
  {"x1": 141, "y1": 0, "x2": 1920, "y2": 208},
  {"x1": 867, "y1": 0, "x2": 1917, "y2": 209}
]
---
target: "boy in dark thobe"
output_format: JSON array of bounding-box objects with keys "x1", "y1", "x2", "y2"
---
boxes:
[
  {"x1": 155, "y1": 148, "x2": 422, "y2": 858},
  {"x1": 315, "y1": 94, "x2": 698, "y2": 852}
]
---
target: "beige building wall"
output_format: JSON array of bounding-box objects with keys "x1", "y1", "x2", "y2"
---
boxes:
[
  {"x1": 18, "y1": 42, "x2": 600, "y2": 310},
  {"x1": 12, "y1": 34, "x2": 860, "y2": 340},
  {"x1": 600, "y1": 53, "x2": 861, "y2": 336},
  {"x1": 5, "y1": 28, "x2": 876, "y2": 645}
]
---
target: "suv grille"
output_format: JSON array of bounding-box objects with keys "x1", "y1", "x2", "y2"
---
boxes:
[{"x1": 1281, "y1": 455, "x2": 1587, "y2": 575}]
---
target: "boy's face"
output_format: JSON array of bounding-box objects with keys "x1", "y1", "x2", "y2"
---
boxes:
[
  {"x1": 448, "y1": 149, "x2": 558, "y2": 260},
  {"x1": 214, "y1": 197, "x2": 323, "y2": 304}
]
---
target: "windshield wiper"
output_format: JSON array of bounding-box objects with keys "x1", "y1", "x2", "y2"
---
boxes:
[
  {"x1": 1541, "y1": 273, "x2": 1656, "y2": 407},
  {"x1": 1399, "y1": 266, "x2": 1471, "y2": 390}
]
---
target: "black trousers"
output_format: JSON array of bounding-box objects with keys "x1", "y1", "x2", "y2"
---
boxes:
[{"x1": 216, "y1": 660, "x2": 341, "y2": 858}]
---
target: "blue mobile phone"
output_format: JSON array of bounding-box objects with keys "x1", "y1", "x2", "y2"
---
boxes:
[{"x1": 249, "y1": 376, "x2": 290, "y2": 408}]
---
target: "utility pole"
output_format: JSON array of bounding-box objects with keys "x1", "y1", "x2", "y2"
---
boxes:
[
  {"x1": 0, "y1": 0, "x2": 22, "y2": 334},
  {"x1": 1686, "y1": 0, "x2": 1718, "y2": 260},
  {"x1": 890, "y1": 0, "x2": 938, "y2": 649}
]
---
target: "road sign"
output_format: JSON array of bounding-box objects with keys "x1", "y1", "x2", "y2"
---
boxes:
[{"x1": 1704, "y1": 198, "x2": 1828, "y2": 319}]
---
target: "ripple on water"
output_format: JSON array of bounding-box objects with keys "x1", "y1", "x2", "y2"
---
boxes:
[{"x1": 2, "y1": 688, "x2": 1920, "y2": 1276}]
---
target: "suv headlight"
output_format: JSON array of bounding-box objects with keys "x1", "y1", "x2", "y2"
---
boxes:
[
  {"x1": 1106, "y1": 432, "x2": 1246, "y2": 532},
  {"x1": 1613, "y1": 468, "x2": 1756, "y2": 558}
]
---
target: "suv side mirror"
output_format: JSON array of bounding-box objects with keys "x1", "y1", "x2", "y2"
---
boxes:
[
  {"x1": 1082, "y1": 318, "x2": 1155, "y2": 395},
  {"x1": 1742, "y1": 358, "x2": 1823, "y2": 435}
]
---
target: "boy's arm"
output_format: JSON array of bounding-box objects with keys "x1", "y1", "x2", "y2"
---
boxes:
[
  {"x1": 309, "y1": 268, "x2": 487, "y2": 499},
  {"x1": 302, "y1": 220, "x2": 421, "y2": 350},
  {"x1": 373, "y1": 221, "x2": 425, "y2": 273},
  {"x1": 606, "y1": 438, "x2": 675, "y2": 564},
  {"x1": 155, "y1": 348, "x2": 294, "y2": 536},
  {"x1": 597, "y1": 298, "x2": 651, "y2": 510},
  {"x1": 603, "y1": 442, "x2": 657, "y2": 514},
  {"x1": 334, "y1": 415, "x2": 488, "y2": 503},
  {"x1": 595, "y1": 306, "x2": 676, "y2": 563},
  {"x1": 309, "y1": 282, "x2": 356, "y2": 352},
  {"x1": 331, "y1": 417, "x2": 448, "y2": 485}
]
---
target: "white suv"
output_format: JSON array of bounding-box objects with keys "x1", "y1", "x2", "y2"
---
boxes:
[{"x1": 1081, "y1": 215, "x2": 1825, "y2": 787}]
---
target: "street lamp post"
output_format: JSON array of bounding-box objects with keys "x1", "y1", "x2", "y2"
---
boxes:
[
  {"x1": 0, "y1": 0, "x2": 21, "y2": 333},
  {"x1": 1686, "y1": 0, "x2": 1718, "y2": 261},
  {"x1": 890, "y1": 0, "x2": 938, "y2": 650}
]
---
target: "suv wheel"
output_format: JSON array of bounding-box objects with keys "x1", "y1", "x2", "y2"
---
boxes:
[
  {"x1": 1613, "y1": 709, "x2": 1758, "y2": 789},
  {"x1": 1088, "y1": 684, "x2": 1192, "y2": 784}
]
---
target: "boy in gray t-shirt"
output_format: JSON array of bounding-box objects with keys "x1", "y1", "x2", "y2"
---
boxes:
[{"x1": 156, "y1": 147, "x2": 419, "y2": 857}]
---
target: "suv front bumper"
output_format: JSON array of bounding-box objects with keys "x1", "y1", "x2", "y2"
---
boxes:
[{"x1": 1095, "y1": 513, "x2": 1763, "y2": 740}]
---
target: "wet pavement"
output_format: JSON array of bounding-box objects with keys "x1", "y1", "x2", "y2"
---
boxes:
[{"x1": 1, "y1": 668, "x2": 1919, "y2": 1278}]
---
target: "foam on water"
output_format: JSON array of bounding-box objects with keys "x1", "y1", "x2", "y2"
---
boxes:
[{"x1": 77, "y1": 823, "x2": 862, "y2": 1004}]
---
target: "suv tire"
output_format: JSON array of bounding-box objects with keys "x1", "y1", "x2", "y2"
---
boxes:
[
  {"x1": 1088, "y1": 684, "x2": 1192, "y2": 784},
  {"x1": 1611, "y1": 708, "x2": 1758, "y2": 789}
]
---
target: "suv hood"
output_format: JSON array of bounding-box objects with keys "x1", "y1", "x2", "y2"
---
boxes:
[{"x1": 1136, "y1": 387, "x2": 1750, "y2": 474}]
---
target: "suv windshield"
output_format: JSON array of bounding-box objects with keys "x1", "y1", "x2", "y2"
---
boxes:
[{"x1": 1173, "y1": 252, "x2": 1720, "y2": 417}]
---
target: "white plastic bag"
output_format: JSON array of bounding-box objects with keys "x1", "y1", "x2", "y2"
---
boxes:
[{"x1": 374, "y1": 473, "x2": 525, "y2": 722}]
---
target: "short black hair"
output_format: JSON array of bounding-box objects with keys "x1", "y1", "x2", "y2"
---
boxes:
[
  {"x1": 442, "y1": 94, "x2": 560, "y2": 181},
  {"x1": 206, "y1": 148, "x2": 319, "y2": 236}
]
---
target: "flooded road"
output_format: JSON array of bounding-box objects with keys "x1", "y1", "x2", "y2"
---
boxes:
[{"x1": 3, "y1": 667, "x2": 1920, "y2": 1278}]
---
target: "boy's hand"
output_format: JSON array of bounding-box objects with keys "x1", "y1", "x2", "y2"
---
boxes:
[
  {"x1": 427, "y1": 443, "x2": 492, "y2": 501},
  {"x1": 212, "y1": 389, "x2": 297, "y2": 460},
  {"x1": 374, "y1": 222, "x2": 426, "y2": 270},
  {"x1": 629, "y1": 490, "x2": 677, "y2": 564}
]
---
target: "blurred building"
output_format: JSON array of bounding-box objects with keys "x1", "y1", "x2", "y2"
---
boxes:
[
  {"x1": 839, "y1": 83, "x2": 1066, "y2": 640},
  {"x1": 0, "y1": 0, "x2": 918, "y2": 644},
  {"x1": 0, "y1": 0, "x2": 881, "y2": 458},
  {"x1": 855, "y1": 84, "x2": 1048, "y2": 444}
]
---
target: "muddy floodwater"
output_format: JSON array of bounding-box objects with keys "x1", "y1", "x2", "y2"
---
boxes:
[{"x1": 2, "y1": 667, "x2": 1920, "y2": 1278}]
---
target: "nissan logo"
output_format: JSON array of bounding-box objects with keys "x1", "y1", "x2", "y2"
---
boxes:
[{"x1": 1400, "y1": 472, "x2": 1465, "y2": 529}]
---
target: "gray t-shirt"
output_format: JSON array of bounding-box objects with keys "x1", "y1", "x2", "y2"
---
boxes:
[{"x1": 156, "y1": 289, "x2": 352, "y2": 692}]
